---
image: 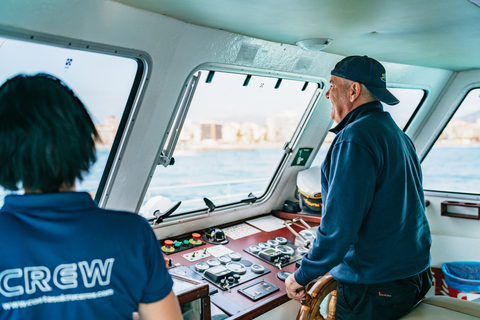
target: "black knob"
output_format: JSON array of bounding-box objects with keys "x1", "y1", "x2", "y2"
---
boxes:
[
  {"x1": 227, "y1": 276, "x2": 235, "y2": 283},
  {"x1": 233, "y1": 274, "x2": 241, "y2": 281}
]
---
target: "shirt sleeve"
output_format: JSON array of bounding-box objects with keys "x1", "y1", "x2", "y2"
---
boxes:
[
  {"x1": 295, "y1": 140, "x2": 377, "y2": 286},
  {"x1": 140, "y1": 220, "x2": 174, "y2": 303}
]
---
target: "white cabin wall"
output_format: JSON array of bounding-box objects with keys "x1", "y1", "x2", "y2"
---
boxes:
[
  {"x1": 408, "y1": 70, "x2": 480, "y2": 268},
  {"x1": 424, "y1": 192, "x2": 480, "y2": 268}
]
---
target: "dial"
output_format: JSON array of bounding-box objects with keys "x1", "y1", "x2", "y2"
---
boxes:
[
  {"x1": 207, "y1": 259, "x2": 221, "y2": 267},
  {"x1": 226, "y1": 262, "x2": 246, "y2": 275},
  {"x1": 250, "y1": 264, "x2": 265, "y2": 274},
  {"x1": 195, "y1": 262, "x2": 209, "y2": 272}
]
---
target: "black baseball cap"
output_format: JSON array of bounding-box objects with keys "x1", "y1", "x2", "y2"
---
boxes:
[{"x1": 331, "y1": 55, "x2": 399, "y2": 105}]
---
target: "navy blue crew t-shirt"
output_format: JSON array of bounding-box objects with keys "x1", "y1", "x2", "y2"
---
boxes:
[{"x1": 0, "y1": 192, "x2": 173, "y2": 320}]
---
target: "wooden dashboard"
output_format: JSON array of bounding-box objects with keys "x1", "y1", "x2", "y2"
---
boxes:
[{"x1": 163, "y1": 211, "x2": 321, "y2": 320}]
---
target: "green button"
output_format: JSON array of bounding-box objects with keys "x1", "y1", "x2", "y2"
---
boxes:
[
  {"x1": 183, "y1": 240, "x2": 190, "y2": 245},
  {"x1": 174, "y1": 241, "x2": 181, "y2": 248}
]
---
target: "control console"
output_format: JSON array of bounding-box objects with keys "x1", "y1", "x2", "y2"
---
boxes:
[
  {"x1": 243, "y1": 237, "x2": 308, "y2": 269},
  {"x1": 189, "y1": 251, "x2": 270, "y2": 291}
]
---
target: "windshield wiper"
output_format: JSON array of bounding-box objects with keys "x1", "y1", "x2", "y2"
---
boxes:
[
  {"x1": 203, "y1": 197, "x2": 216, "y2": 213},
  {"x1": 241, "y1": 192, "x2": 257, "y2": 204},
  {"x1": 154, "y1": 201, "x2": 182, "y2": 225}
]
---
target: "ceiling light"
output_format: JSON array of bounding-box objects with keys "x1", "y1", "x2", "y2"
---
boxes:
[{"x1": 296, "y1": 38, "x2": 332, "y2": 51}]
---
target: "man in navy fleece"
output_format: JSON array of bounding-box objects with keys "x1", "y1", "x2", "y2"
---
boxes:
[{"x1": 285, "y1": 56, "x2": 432, "y2": 320}]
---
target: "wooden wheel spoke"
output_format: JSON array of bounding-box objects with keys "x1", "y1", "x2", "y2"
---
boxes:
[{"x1": 296, "y1": 273, "x2": 338, "y2": 320}]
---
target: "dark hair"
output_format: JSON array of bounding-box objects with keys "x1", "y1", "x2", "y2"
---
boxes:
[{"x1": 0, "y1": 74, "x2": 99, "y2": 192}]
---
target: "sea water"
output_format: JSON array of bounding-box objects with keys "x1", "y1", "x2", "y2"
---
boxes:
[{"x1": 1, "y1": 147, "x2": 480, "y2": 209}]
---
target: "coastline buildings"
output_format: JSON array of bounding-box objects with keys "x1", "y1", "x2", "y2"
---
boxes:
[
  {"x1": 95, "y1": 116, "x2": 119, "y2": 149},
  {"x1": 177, "y1": 112, "x2": 300, "y2": 150},
  {"x1": 438, "y1": 118, "x2": 480, "y2": 145},
  {"x1": 95, "y1": 111, "x2": 480, "y2": 151}
]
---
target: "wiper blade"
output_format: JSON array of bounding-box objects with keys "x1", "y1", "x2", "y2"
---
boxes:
[
  {"x1": 154, "y1": 201, "x2": 182, "y2": 225},
  {"x1": 203, "y1": 197, "x2": 215, "y2": 213},
  {"x1": 241, "y1": 192, "x2": 257, "y2": 204}
]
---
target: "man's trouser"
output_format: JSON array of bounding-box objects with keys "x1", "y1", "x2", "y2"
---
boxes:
[{"x1": 335, "y1": 268, "x2": 433, "y2": 320}]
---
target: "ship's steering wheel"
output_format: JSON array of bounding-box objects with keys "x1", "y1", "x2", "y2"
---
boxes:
[{"x1": 296, "y1": 273, "x2": 338, "y2": 320}]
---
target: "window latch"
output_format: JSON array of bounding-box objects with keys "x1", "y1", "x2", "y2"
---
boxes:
[{"x1": 158, "y1": 153, "x2": 175, "y2": 166}]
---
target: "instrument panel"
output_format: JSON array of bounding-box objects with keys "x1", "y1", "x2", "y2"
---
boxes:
[{"x1": 162, "y1": 213, "x2": 320, "y2": 319}]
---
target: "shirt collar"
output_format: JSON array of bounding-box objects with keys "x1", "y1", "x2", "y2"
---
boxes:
[
  {"x1": 330, "y1": 101, "x2": 383, "y2": 134},
  {"x1": 1, "y1": 192, "x2": 98, "y2": 213}
]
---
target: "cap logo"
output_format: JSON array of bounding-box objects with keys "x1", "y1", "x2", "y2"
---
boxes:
[{"x1": 381, "y1": 73, "x2": 386, "y2": 83}]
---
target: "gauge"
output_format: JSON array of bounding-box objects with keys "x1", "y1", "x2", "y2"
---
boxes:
[
  {"x1": 275, "y1": 245, "x2": 294, "y2": 256},
  {"x1": 207, "y1": 259, "x2": 221, "y2": 267},
  {"x1": 249, "y1": 245, "x2": 261, "y2": 254},
  {"x1": 250, "y1": 264, "x2": 265, "y2": 274},
  {"x1": 226, "y1": 262, "x2": 246, "y2": 275},
  {"x1": 267, "y1": 239, "x2": 279, "y2": 246},
  {"x1": 228, "y1": 252, "x2": 242, "y2": 261},
  {"x1": 195, "y1": 262, "x2": 209, "y2": 272},
  {"x1": 275, "y1": 237, "x2": 288, "y2": 245},
  {"x1": 218, "y1": 256, "x2": 231, "y2": 264},
  {"x1": 297, "y1": 247, "x2": 309, "y2": 255},
  {"x1": 299, "y1": 230, "x2": 316, "y2": 242},
  {"x1": 258, "y1": 242, "x2": 271, "y2": 249}
]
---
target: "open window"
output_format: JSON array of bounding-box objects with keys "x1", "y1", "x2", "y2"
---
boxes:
[
  {"x1": 0, "y1": 35, "x2": 145, "y2": 206},
  {"x1": 422, "y1": 88, "x2": 480, "y2": 194},
  {"x1": 142, "y1": 69, "x2": 323, "y2": 218}
]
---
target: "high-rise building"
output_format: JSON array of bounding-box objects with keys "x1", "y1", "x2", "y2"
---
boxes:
[{"x1": 200, "y1": 121, "x2": 223, "y2": 140}]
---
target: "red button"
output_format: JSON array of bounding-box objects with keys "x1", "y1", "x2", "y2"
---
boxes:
[
  {"x1": 192, "y1": 233, "x2": 201, "y2": 240},
  {"x1": 164, "y1": 240, "x2": 174, "y2": 247}
]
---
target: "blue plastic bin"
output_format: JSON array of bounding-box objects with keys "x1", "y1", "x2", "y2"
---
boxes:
[{"x1": 442, "y1": 262, "x2": 480, "y2": 301}]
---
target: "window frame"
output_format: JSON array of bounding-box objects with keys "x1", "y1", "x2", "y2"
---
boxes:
[
  {"x1": 0, "y1": 25, "x2": 152, "y2": 207},
  {"x1": 142, "y1": 63, "x2": 325, "y2": 220},
  {"x1": 397, "y1": 88, "x2": 427, "y2": 132}
]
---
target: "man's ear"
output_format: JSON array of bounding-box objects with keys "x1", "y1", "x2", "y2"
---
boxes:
[{"x1": 349, "y1": 82, "x2": 362, "y2": 102}]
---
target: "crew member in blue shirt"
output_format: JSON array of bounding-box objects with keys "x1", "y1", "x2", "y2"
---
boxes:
[
  {"x1": 0, "y1": 74, "x2": 183, "y2": 320},
  {"x1": 285, "y1": 56, "x2": 432, "y2": 320}
]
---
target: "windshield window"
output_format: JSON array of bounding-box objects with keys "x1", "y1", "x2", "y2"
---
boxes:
[
  {"x1": 0, "y1": 37, "x2": 140, "y2": 205},
  {"x1": 422, "y1": 88, "x2": 480, "y2": 193},
  {"x1": 142, "y1": 70, "x2": 321, "y2": 216}
]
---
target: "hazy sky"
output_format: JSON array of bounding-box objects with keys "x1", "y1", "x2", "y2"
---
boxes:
[
  {"x1": 0, "y1": 37, "x2": 137, "y2": 124},
  {"x1": 187, "y1": 70, "x2": 318, "y2": 125},
  {"x1": 2, "y1": 36, "x2": 476, "y2": 131},
  {"x1": 453, "y1": 88, "x2": 480, "y2": 119}
]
